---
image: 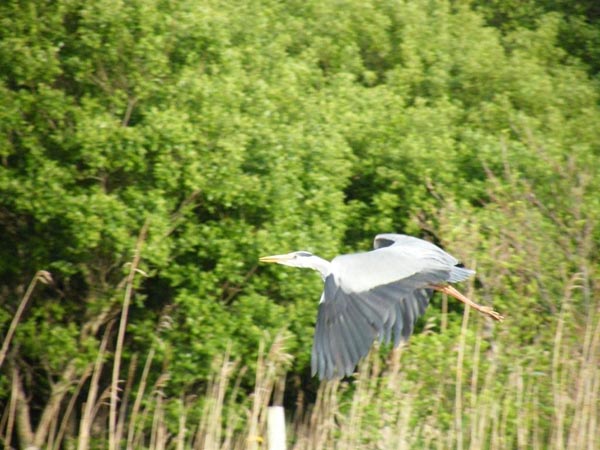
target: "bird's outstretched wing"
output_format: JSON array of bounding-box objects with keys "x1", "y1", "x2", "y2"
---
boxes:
[
  {"x1": 311, "y1": 273, "x2": 437, "y2": 379},
  {"x1": 311, "y1": 234, "x2": 474, "y2": 379}
]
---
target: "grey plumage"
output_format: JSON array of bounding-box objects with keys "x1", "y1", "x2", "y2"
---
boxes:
[{"x1": 260, "y1": 233, "x2": 493, "y2": 380}]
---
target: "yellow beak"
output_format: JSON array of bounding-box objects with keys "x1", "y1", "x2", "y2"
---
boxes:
[{"x1": 259, "y1": 254, "x2": 293, "y2": 263}]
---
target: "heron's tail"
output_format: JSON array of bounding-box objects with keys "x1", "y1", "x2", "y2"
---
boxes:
[{"x1": 448, "y1": 266, "x2": 475, "y2": 283}]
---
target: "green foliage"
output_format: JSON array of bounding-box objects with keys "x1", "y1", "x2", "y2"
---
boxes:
[{"x1": 0, "y1": 0, "x2": 599, "y2": 447}]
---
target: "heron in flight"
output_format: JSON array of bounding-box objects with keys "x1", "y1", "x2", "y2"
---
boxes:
[{"x1": 260, "y1": 234, "x2": 503, "y2": 379}]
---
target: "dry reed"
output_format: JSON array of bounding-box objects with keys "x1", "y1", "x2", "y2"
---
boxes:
[{"x1": 1, "y1": 298, "x2": 598, "y2": 449}]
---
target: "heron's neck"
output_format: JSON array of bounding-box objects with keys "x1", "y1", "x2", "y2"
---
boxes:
[{"x1": 309, "y1": 256, "x2": 332, "y2": 280}]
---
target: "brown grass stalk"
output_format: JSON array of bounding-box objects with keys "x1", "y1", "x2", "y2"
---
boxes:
[
  {"x1": 0, "y1": 270, "x2": 52, "y2": 370},
  {"x1": 194, "y1": 345, "x2": 234, "y2": 450},
  {"x1": 454, "y1": 303, "x2": 470, "y2": 450},
  {"x1": 126, "y1": 347, "x2": 156, "y2": 450},
  {"x1": 78, "y1": 320, "x2": 114, "y2": 450},
  {"x1": 115, "y1": 353, "x2": 138, "y2": 447},
  {"x1": 0, "y1": 399, "x2": 8, "y2": 448},
  {"x1": 109, "y1": 220, "x2": 149, "y2": 450},
  {"x1": 175, "y1": 397, "x2": 187, "y2": 450},
  {"x1": 552, "y1": 280, "x2": 572, "y2": 450},
  {"x1": 52, "y1": 365, "x2": 93, "y2": 450},
  {"x1": 149, "y1": 392, "x2": 167, "y2": 450},
  {"x1": 127, "y1": 347, "x2": 155, "y2": 450},
  {"x1": 46, "y1": 409, "x2": 58, "y2": 450},
  {"x1": 221, "y1": 366, "x2": 247, "y2": 450},
  {"x1": 516, "y1": 365, "x2": 526, "y2": 449},
  {"x1": 4, "y1": 368, "x2": 18, "y2": 450},
  {"x1": 469, "y1": 322, "x2": 482, "y2": 449}
]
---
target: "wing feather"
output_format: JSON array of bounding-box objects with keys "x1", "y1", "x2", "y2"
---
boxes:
[
  {"x1": 311, "y1": 234, "x2": 476, "y2": 379},
  {"x1": 336, "y1": 316, "x2": 356, "y2": 375},
  {"x1": 311, "y1": 310, "x2": 329, "y2": 377},
  {"x1": 322, "y1": 319, "x2": 336, "y2": 379},
  {"x1": 344, "y1": 297, "x2": 378, "y2": 356},
  {"x1": 312, "y1": 273, "x2": 442, "y2": 379},
  {"x1": 392, "y1": 302, "x2": 404, "y2": 347},
  {"x1": 400, "y1": 296, "x2": 416, "y2": 340}
]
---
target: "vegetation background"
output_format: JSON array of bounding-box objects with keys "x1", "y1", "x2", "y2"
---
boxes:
[{"x1": 1, "y1": 0, "x2": 599, "y2": 448}]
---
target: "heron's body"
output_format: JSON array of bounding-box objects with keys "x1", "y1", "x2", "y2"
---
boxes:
[{"x1": 260, "y1": 234, "x2": 502, "y2": 379}]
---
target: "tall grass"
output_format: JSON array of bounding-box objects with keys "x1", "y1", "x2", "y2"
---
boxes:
[{"x1": 1, "y1": 296, "x2": 598, "y2": 449}]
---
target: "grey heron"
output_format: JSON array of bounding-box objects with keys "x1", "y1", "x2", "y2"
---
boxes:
[{"x1": 260, "y1": 233, "x2": 503, "y2": 379}]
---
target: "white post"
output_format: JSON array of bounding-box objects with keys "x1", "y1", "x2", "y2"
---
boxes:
[{"x1": 267, "y1": 406, "x2": 286, "y2": 450}]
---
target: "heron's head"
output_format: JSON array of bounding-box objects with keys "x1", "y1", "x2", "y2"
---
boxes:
[{"x1": 259, "y1": 251, "x2": 315, "y2": 269}]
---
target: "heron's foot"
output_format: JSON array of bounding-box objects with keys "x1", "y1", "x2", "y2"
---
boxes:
[
  {"x1": 478, "y1": 306, "x2": 504, "y2": 322},
  {"x1": 433, "y1": 285, "x2": 504, "y2": 322}
]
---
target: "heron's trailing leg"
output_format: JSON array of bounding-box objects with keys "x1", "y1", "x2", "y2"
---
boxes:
[{"x1": 434, "y1": 285, "x2": 504, "y2": 321}]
